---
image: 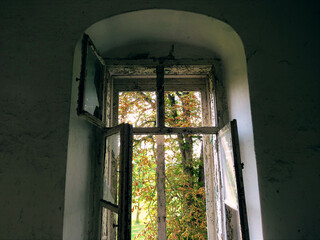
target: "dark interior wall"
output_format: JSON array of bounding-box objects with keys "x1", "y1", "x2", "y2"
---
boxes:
[
  {"x1": 0, "y1": 1, "x2": 319, "y2": 240},
  {"x1": 245, "y1": 2, "x2": 320, "y2": 239}
]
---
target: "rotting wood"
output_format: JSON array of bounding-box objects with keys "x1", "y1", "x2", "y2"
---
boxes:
[
  {"x1": 131, "y1": 127, "x2": 219, "y2": 135},
  {"x1": 106, "y1": 60, "x2": 214, "y2": 77},
  {"x1": 107, "y1": 64, "x2": 212, "y2": 76},
  {"x1": 104, "y1": 58, "x2": 217, "y2": 67},
  {"x1": 113, "y1": 77, "x2": 207, "y2": 92},
  {"x1": 201, "y1": 87, "x2": 211, "y2": 127},
  {"x1": 114, "y1": 77, "x2": 206, "y2": 85}
]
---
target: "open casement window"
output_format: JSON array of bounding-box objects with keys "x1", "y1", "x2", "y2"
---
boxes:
[
  {"x1": 218, "y1": 120, "x2": 250, "y2": 240},
  {"x1": 110, "y1": 65, "x2": 219, "y2": 239},
  {"x1": 77, "y1": 34, "x2": 107, "y2": 128},
  {"x1": 107, "y1": 63, "x2": 250, "y2": 239},
  {"x1": 100, "y1": 123, "x2": 133, "y2": 240},
  {"x1": 77, "y1": 35, "x2": 133, "y2": 239},
  {"x1": 77, "y1": 35, "x2": 250, "y2": 239}
]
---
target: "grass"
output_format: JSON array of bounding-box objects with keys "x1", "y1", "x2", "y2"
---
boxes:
[
  {"x1": 131, "y1": 221, "x2": 146, "y2": 239},
  {"x1": 131, "y1": 207, "x2": 148, "y2": 239}
]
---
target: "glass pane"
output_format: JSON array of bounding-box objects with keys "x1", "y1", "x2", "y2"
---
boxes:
[
  {"x1": 103, "y1": 132, "x2": 120, "y2": 205},
  {"x1": 218, "y1": 124, "x2": 238, "y2": 209},
  {"x1": 101, "y1": 207, "x2": 118, "y2": 240},
  {"x1": 225, "y1": 205, "x2": 241, "y2": 240},
  {"x1": 211, "y1": 134, "x2": 224, "y2": 239},
  {"x1": 131, "y1": 135, "x2": 157, "y2": 239},
  {"x1": 165, "y1": 134, "x2": 207, "y2": 239},
  {"x1": 165, "y1": 91, "x2": 202, "y2": 127},
  {"x1": 83, "y1": 45, "x2": 104, "y2": 119},
  {"x1": 118, "y1": 92, "x2": 156, "y2": 127}
]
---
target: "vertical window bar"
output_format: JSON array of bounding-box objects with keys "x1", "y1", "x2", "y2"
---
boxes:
[
  {"x1": 118, "y1": 123, "x2": 133, "y2": 240},
  {"x1": 112, "y1": 91, "x2": 119, "y2": 127},
  {"x1": 156, "y1": 135, "x2": 166, "y2": 240},
  {"x1": 156, "y1": 65, "x2": 165, "y2": 128}
]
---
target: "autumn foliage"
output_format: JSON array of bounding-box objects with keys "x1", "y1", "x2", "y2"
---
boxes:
[{"x1": 119, "y1": 91, "x2": 207, "y2": 239}]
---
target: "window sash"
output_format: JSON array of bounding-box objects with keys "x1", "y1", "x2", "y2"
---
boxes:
[
  {"x1": 77, "y1": 51, "x2": 250, "y2": 238},
  {"x1": 78, "y1": 34, "x2": 106, "y2": 128},
  {"x1": 112, "y1": 70, "x2": 213, "y2": 129},
  {"x1": 99, "y1": 123, "x2": 133, "y2": 240},
  {"x1": 218, "y1": 120, "x2": 250, "y2": 240}
]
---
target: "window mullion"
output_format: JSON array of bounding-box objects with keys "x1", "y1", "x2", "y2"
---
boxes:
[
  {"x1": 156, "y1": 65, "x2": 165, "y2": 128},
  {"x1": 156, "y1": 66, "x2": 166, "y2": 239},
  {"x1": 156, "y1": 135, "x2": 166, "y2": 240}
]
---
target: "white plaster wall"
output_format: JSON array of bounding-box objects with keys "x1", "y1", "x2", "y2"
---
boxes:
[{"x1": 62, "y1": 39, "x2": 94, "y2": 240}]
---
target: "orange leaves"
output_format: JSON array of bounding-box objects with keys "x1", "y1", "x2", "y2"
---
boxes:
[
  {"x1": 165, "y1": 91, "x2": 202, "y2": 127},
  {"x1": 120, "y1": 91, "x2": 207, "y2": 239},
  {"x1": 118, "y1": 91, "x2": 156, "y2": 127},
  {"x1": 119, "y1": 91, "x2": 202, "y2": 128}
]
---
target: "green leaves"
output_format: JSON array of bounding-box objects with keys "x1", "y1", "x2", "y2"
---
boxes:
[
  {"x1": 119, "y1": 91, "x2": 207, "y2": 239},
  {"x1": 165, "y1": 91, "x2": 202, "y2": 128}
]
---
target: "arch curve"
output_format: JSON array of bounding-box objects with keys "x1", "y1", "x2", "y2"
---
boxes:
[{"x1": 64, "y1": 9, "x2": 263, "y2": 240}]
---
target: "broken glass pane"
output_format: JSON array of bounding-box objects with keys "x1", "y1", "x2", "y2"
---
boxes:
[{"x1": 83, "y1": 44, "x2": 104, "y2": 119}]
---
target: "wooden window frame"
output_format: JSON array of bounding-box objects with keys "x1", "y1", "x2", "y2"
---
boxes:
[
  {"x1": 77, "y1": 34, "x2": 107, "y2": 128},
  {"x1": 77, "y1": 33, "x2": 249, "y2": 239},
  {"x1": 109, "y1": 64, "x2": 218, "y2": 135},
  {"x1": 109, "y1": 63, "x2": 218, "y2": 239},
  {"x1": 104, "y1": 62, "x2": 249, "y2": 240},
  {"x1": 99, "y1": 123, "x2": 133, "y2": 240}
]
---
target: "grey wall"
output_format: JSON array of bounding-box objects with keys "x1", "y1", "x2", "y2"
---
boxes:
[
  {"x1": 247, "y1": 3, "x2": 320, "y2": 238},
  {"x1": 0, "y1": 1, "x2": 319, "y2": 240}
]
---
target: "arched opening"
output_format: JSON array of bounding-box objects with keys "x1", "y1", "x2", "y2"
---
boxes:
[{"x1": 64, "y1": 9, "x2": 263, "y2": 240}]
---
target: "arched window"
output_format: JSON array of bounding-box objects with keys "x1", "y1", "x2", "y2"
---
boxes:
[{"x1": 64, "y1": 9, "x2": 263, "y2": 240}]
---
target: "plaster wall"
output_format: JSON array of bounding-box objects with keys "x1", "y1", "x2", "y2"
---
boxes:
[
  {"x1": 0, "y1": 1, "x2": 319, "y2": 240},
  {"x1": 62, "y1": 40, "x2": 94, "y2": 240}
]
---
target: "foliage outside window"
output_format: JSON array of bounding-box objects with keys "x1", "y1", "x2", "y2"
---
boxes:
[{"x1": 119, "y1": 91, "x2": 207, "y2": 239}]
